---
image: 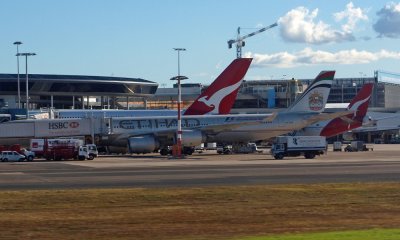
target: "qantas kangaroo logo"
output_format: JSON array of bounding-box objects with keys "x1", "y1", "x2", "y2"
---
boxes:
[
  {"x1": 184, "y1": 58, "x2": 252, "y2": 115},
  {"x1": 348, "y1": 95, "x2": 371, "y2": 118},
  {"x1": 320, "y1": 83, "x2": 373, "y2": 137},
  {"x1": 197, "y1": 80, "x2": 243, "y2": 114}
]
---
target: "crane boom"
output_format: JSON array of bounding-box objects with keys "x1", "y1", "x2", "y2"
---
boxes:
[{"x1": 228, "y1": 22, "x2": 278, "y2": 58}]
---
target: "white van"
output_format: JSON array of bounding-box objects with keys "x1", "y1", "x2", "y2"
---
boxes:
[{"x1": 0, "y1": 151, "x2": 26, "y2": 162}]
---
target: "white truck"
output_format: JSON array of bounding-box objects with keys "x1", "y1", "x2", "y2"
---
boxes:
[{"x1": 270, "y1": 136, "x2": 327, "y2": 160}]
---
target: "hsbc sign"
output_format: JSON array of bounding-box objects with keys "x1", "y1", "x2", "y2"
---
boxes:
[
  {"x1": 69, "y1": 122, "x2": 80, "y2": 128},
  {"x1": 48, "y1": 121, "x2": 80, "y2": 130},
  {"x1": 35, "y1": 119, "x2": 91, "y2": 137}
]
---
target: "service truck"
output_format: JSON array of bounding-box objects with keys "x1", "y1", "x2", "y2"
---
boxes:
[
  {"x1": 270, "y1": 136, "x2": 327, "y2": 160},
  {"x1": 30, "y1": 138, "x2": 98, "y2": 160}
]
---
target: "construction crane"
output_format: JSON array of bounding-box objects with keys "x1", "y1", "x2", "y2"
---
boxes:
[{"x1": 228, "y1": 22, "x2": 278, "y2": 59}]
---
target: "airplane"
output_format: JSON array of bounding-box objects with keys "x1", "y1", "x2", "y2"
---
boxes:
[
  {"x1": 102, "y1": 113, "x2": 273, "y2": 155},
  {"x1": 337, "y1": 110, "x2": 400, "y2": 142},
  {"x1": 205, "y1": 71, "x2": 352, "y2": 144},
  {"x1": 101, "y1": 70, "x2": 355, "y2": 154},
  {"x1": 353, "y1": 112, "x2": 400, "y2": 133},
  {"x1": 0, "y1": 58, "x2": 253, "y2": 151},
  {"x1": 36, "y1": 58, "x2": 253, "y2": 119},
  {"x1": 287, "y1": 83, "x2": 374, "y2": 138}
]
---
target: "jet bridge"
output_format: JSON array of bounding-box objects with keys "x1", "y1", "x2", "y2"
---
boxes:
[{"x1": 0, "y1": 118, "x2": 97, "y2": 138}]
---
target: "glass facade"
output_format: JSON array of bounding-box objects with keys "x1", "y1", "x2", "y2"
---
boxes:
[
  {"x1": 234, "y1": 76, "x2": 399, "y2": 109},
  {"x1": 0, "y1": 74, "x2": 158, "y2": 109}
]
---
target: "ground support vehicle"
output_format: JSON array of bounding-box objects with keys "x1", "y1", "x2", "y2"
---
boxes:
[
  {"x1": 195, "y1": 144, "x2": 205, "y2": 153},
  {"x1": 344, "y1": 141, "x2": 373, "y2": 152},
  {"x1": 30, "y1": 139, "x2": 97, "y2": 161},
  {"x1": 0, "y1": 151, "x2": 26, "y2": 162},
  {"x1": 86, "y1": 144, "x2": 99, "y2": 160},
  {"x1": 333, "y1": 141, "x2": 342, "y2": 151},
  {"x1": 43, "y1": 143, "x2": 88, "y2": 161},
  {"x1": 159, "y1": 146, "x2": 195, "y2": 156},
  {"x1": 0, "y1": 144, "x2": 35, "y2": 161},
  {"x1": 270, "y1": 136, "x2": 327, "y2": 160},
  {"x1": 217, "y1": 145, "x2": 233, "y2": 154},
  {"x1": 232, "y1": 143, "x2": 261, "y2": 154}
]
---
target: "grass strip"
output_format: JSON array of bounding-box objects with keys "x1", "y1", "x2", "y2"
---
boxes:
[
  {"x1": 238, "y1": 228, "x2": 400, "y2": 240},
  {"x1": 0, "y1": 182, "x2": 400, "y2": 239}
]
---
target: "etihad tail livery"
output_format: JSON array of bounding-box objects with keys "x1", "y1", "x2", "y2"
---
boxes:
[
  {"x1": 184, "y1": 58, "x2": 252, "y2": 115},
  {"x1": 287, "y1": 71, "x2": 335, "y2": 113}
]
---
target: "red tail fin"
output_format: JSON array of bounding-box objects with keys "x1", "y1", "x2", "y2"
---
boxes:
[
  {"x1": 320, "y1": 83, "x2": 374, "y2": 137},
  {"x1": 346, "y1": 83, "x2": 374, "y2": 120},
  {"x1": 184, "y1": 58, "x2": 252, "y2": 115}
]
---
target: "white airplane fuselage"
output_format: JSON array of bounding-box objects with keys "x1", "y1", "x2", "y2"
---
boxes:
[
  {"x1": 206, "y1": 112, "x2": 321, "y2": 143},
  {"x1": 101, "y1": 114, "x2": 270, "y2": 147}
]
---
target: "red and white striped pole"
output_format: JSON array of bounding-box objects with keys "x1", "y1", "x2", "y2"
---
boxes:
[{"x1": 171, "y1": 48, "x2": 187, "y2": 157}]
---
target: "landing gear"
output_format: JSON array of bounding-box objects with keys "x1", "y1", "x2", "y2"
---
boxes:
[
  {"x1": 159, "y1": 146, "x2": 194, "y2": 156},
  {"x1": 160, "y1": 148, "x2": 170, "y2": 156},
  {"x1": 183, "y1": 147, "x2": 194, "y2": 155}
]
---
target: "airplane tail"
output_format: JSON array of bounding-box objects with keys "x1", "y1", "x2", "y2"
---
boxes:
[
  {"x1": 184, "y1": 58, "x2": 252, "y2": 115},
  {"x1": 320, "y1": 83, "x2": 374, "y2": 137},
  {"x1": 286, "y1": 71, "x2": 335, "y2": 113}
]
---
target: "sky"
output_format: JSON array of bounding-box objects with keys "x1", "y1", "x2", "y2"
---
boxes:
[{"x1": 1, "y1": 0, "x2": 400, "y2": 87}]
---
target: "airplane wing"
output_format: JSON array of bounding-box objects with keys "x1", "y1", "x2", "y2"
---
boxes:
[
  {"x1": 353, "y1": 113, "x2": 400, "y2": 132},
  {"x1": 304, "y1": 111, "x2": 354, "y2": 125},
  {"x1": 353, "y1": 125, "x2": 400, "y2": 133}
]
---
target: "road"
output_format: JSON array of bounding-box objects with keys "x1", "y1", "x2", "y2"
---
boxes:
[{"x1": 0, "y1": 144, "x2": 400, "y2": 190}]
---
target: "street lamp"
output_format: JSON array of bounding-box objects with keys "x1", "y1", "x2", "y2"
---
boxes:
[
  {"x1": 170, "y1": 48, "x2": 187, "y2": 158},
  {"x1": 16, "y1": 52, "x2": 36, "y2": 119},
  {"x1": 13, "y1": 41, "x2": 22, "y2": 108}
]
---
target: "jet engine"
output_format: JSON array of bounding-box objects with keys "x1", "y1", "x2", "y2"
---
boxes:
[
  {"x1": 180, "y1": 130, "x2": 205, "y2": 146},
  {"x1": 127, "y1": 135, "x2": 159, "y2": 154}
]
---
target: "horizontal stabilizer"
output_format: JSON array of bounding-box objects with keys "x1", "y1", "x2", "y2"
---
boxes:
[{"x1": 306, "y1": 110, "x2": 354, "y2": 125}]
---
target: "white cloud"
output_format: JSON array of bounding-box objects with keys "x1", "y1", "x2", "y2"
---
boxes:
[
  {"x1": 244, "y1": 48, "x2": 400, "y2": 68},
  {"x1": 373, "y1": 2, "x2": 400, "y2": 38},
  {"x1": 278, "y1": 3, "x2": 367, "y2": 44},
  {"x1": 334, "y1": 2, "x2": 368, "y2": 33}
]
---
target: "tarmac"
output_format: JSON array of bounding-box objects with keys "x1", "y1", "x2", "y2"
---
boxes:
[{"x1": 0, "y1": 144, "x2": 399, "y2": 190}]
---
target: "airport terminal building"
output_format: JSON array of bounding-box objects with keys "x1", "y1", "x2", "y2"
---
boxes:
[
  {"x1": 1, "y1": 71, "x2": 400, "y2": 113},
  {"x1": 0, "y1": 73, "x2": 158, "y2": 110},
  {"x1": 1, "y1": 70, "x2": 400, "y2": 143},
  {"x1": 233, "y1": 70, "x2": 400, "y2": 111}
]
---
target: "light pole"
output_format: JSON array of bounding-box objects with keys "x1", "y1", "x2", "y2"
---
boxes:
[
  {"x1": 341, "y1": 82, "x2": 344, "y2": 103},
  {"x1": 16, "y1": 52, "x2": 36, "y2": 119},
  {"x1": 282, "y1": 74, "x2": 288, "y2": 107},
  {"x1": 170, "y1": 48, "x2": 187, "y2": 158},
  {"x1": 13, "y1": 41, "x2": 22, "y2": 108}
]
